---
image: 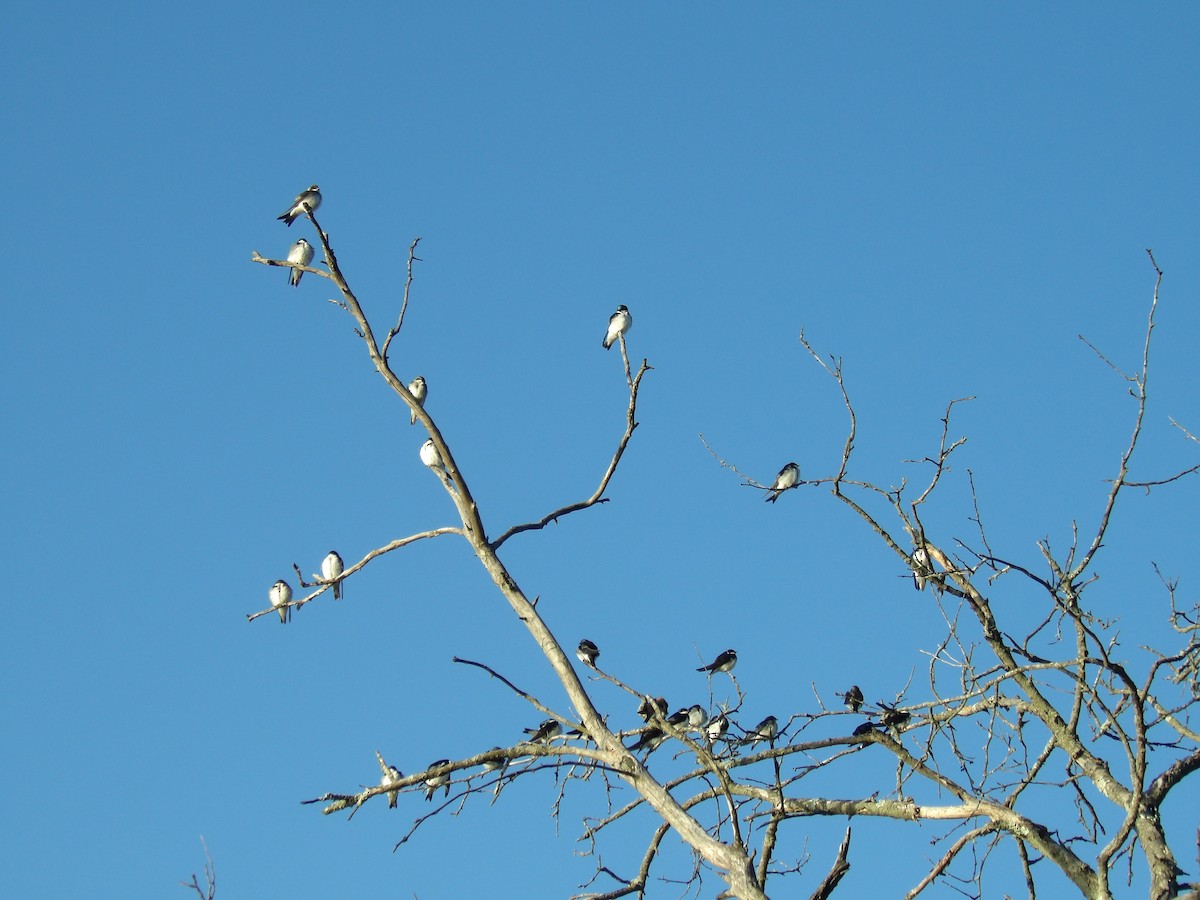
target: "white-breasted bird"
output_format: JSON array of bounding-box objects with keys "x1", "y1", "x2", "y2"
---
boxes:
[
  {"x1": 697, "y1": 648, "x2": 737, "y2": 674},
  {"x1": 481, "y1": 747, "x2": 506, "y2": 774},
  {"x1": 523, "y1": 718, "x2": 562, "y2": 744},
  {"x1": 376, "y1": 751, "x2": 403, "y2": 809},
  {"x1": 706, "y1": 712, "x2": 730, "y2": 743},
  {"x1": 602, "y1": 305, "x2": 632, "y2": 350},
  {"x1": 286, "y1": 238, "x2": 314, "y2": 286},
  {"x1": 637, "y1": 696, "x2": 669, "y2": 722},
  {"x1": 419, "y1": 438, "x2": 445, "y2": 473},
  {"x1": 423, "y1": 760, "x2": 451, "y2": 801},
  {"x1": 408, "y1": 376, "x2": 427, "y2": 425},
  {"x1": 765, "y1": 462, "x2": 800, "y2": 503},
  {"x1": 269, "y1": 579, "x2": 292, "y2": 624},
  {"x1": 628, "y1": 726, "x2": 666, "y2": 754},
  {"x1": 278, "y1": 185, "x2": 321, "y2": 226},
  {"x1": 840, "y1": 685, "x2": 865, "y2": 713},
  {"x1": 321, "y1": 550, "x2": 344, "y2": 601},
  {"x1": 912, "y1": 546, "x2": 933, "y2": 591},
  {"x1": 687, "y1": 704, "x2": 708, "y2": 730},
  {"x1": 576, "y1": 639, "x2": 600, "y2": 667},
  {"x1": 745, "y1": 715, "x2": 779, "y2": 746}
]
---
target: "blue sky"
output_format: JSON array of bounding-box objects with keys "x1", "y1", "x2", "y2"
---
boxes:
[{"x1": 3, "y1": 4, "x2": 1199, "y2": 898}]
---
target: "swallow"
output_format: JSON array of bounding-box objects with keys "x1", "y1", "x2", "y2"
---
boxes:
[
  {"x1": 321, "y1": 550, "x2": 344, "y2": 600},
  {"x1": 576, "y1": 639, "x2": 600, "y2": 667},
  {"x1": 375, "y1": 751, "x2": 402, "y2": 809},
  {"x1": 840, "y1": 685, "x2": 864, "y2": 713},
  {"x1": 481, "y1": 747, "x2": 506, "y2": 773},
  {"x1": 687, "y1": 705, "x2": 708, "y2": 730},
  {"x1": 697, "y1": 649, "x2": 737, "y2": 674},
  {"x1": 407, "y1": 376, "x2": 427, "y2": 425},
  {"x1": 745, "y1": 715, "x2": 778, "y2": 746},
  {"x1": 879, "y1": 703, "x2": 912, "y2": 731},
  {"x1": 423, "y1": 760, "x2": 451, "y2": 801},
  {"x1": 278, "y1": 184, "x2": 321, "y2": 226},
  {"x1": 268, "y1": 579, "x2": 292, "y2": 624},
  {"x1": 602, "y1": 304, "x2": 632, "y2": 350},
  {"x1": 851, "y1": 721, "x2": 878, "y2": 744},
  {"x1": 765, "y1": 462, "x2": 800, "y2": 503},
  {"x1": 666, "y1": 708, "x2": 690, "y2": 728},
  {"x1": 523, "y1": 718, "x2": 562, "y2": 744},
  {"x1": 286, "y1": 238, "x2": 314, "y2": 286},
  {"x1": 706, "y1": 712, "x2": 730, "y2": 743},
  {"x1": 420, "y1": 438, "x2": 446, "y2": 473},
  {"x1": 628, "y1": 727, "x2": 666, "y2": 754},
  {"x1": 911, "y1": 546, "x2": 933, "y2": 591},
  {"x1": 637, "y1": 696, "x2": 669, "y2": 722}
]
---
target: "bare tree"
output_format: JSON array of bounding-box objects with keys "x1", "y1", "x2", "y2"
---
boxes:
[{"x1": 252, "y1": 202, "x2": 1200, "y2": 900}]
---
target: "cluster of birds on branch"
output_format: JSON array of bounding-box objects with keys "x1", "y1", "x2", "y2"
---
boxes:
[
  {"x1": 366, "y1": 640, "x2": 916, "y2": 810},
  {"x1": 263, "y1": 186, "x2": 922, "y2": 811}
]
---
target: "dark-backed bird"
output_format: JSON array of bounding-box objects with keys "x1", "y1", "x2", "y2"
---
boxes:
[
  {"x1": 269, "y1": 579, "x2": 292, "y2": 624},
  {"x1": 576, "y1": 639, "x2": 600, "y2": 667},
  {"x1": 376, "y1": 751, "x2": 402, "y2": 809},
  {"x1": 321, "y1": 550, "x2": 344, "y2": 600},
  {"x1": 765, "y1": 462, "x2": 800, "y2": 503},
  {"x1": 697, "y1": 649, "x2": 737, "y2": 674},
  {"x1": 602, "y1": 305, "x2": 632, "y2": 350},
  {"x1": 745, "y1": 715, "x2": 778, "y2": 746},
  {"x1": 423, "y1": 760, "x2": 451, "y2": 801},
  {"x1": 628, "y1": 727, "x2": 666, "y2": 754},
  {"x1": 840, "y1": 685, "x2": 864, "y2": 713},
  {"x1": 637, "y1": 696, "x2": 668, "y2": 722},
  {"x1": 286, "y1": 238, "x2": 314, "y2": 286},
  {"x1": 523, "y1": 719, "x2": 562, "y2": 744},
  {"x1": 706, "y1": 712, "x2": 730, "y2": 743},
  {"x1": 879, "y1": 703, "x2": 911, "y2": 731},
  {"x1": 278, "y1": 184, "x2": 321, "y2": 226},
  {"x1": 408, "y1": 376, "x2": 427, "y2": 425}
]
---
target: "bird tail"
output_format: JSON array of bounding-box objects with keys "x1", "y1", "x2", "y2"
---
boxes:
[
  {"x1": 765, "y1": 491, "x2": 778, "y2": 503},
  {"x1": 290, "y1": 268, "x2": 302, "y2": 287},
  {"x1": 603, "y1": 336, "x2": 613, "y2": 350},
  {"x1": 278, "y1": 211, "x2": 296, "y2": 226}
]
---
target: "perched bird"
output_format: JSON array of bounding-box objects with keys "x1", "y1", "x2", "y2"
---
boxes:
[
  {"x1": 576, "y1": 639, "x2": 600, "y2": 667},
  {"x1": 879, "y1": 703, "x2": 912, "y2": 731},
  {"x1": 686, "y1": 705, "x2": 708, "y2": 730},
  {"x1": 423, "y1": 760, "x2": 451, "y2": 801},
  {"x1": 375, "y1": 751, "x2": 402, "y2": 809},
  {"x1": 912, "y1": 546, "x2": 933, "y2": 591},
  {"x1": 628, "y1": 726, "x2": 666, "y2": 754},
  {"x1": 851, "y1": 721, "x2": 878, "y2": 744},
  {"x1": 321, "y1": 550, "x2": 344, "y2": 600},
  {"x1": 745, "y1": 715, "x2": 779, "y2": 746},
  {"x1": 523, "y1": 718, "x2": 562, "y2": 744},
  {"x1": 666, "y1": 708, "x2": 690, "y2": 728},
  {"x1": 286, "y1": 238, "x2": 314, "y2": 286},
  {"x1": 765, "y1": 462, "x2": 800, "y2": 503},
  {"x1": 602, "y1": 305, "x2": 632, "y2": 350},
  {"x1": 697, "y1": 649, "x2": 737, "y2": 675},
  {"x1": 407, "y1": 376, "x2": 427, "y2": 425},
  {"x1": 268, "y1": 579, "x2": 292, "y2": 624},
  {"x1": 637, "y1": 696, "x2": 669, "y2": 722},
  {"x1": 420, "y1": 438, "x2": 446, "y2": 473},
  {"x1": 481, "y1": 747, "x2": 506, "y2": 774},
  {"x1": 278, "y1": 184, "x2": 321, "y2": 226},
  {"x1": 706, "y1": 712, "x2": 730, "y2": 743},
  {"x1": 840, "y1": 685, "x2": 864, "y2": 713}
]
